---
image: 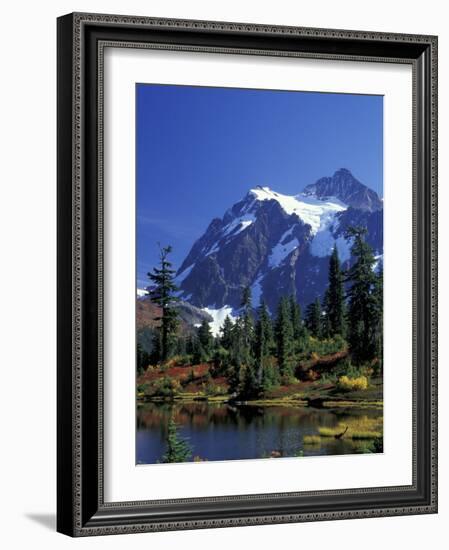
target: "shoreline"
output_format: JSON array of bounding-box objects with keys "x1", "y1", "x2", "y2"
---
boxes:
[{"x1": 137, "y1": 394, "x2": 383, "y2": 410}]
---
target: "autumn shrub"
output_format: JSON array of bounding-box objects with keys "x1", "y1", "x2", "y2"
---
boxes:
[
  {"x1": 337, "y1": 375, "x2": 368, "y2": 392},
  {"x1": 333, "y1": 358, "x2": 375, "y2": 380}
]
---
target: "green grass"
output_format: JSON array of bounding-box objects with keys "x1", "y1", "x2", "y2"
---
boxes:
[
  {"x1": 245, "y1": 398, "x2": 308, "y2": 407},
  {"x1": 317, "y1": 416, "x2": 383, "y2": 440},
  {"x1": 351, "y1": 431, "x2": 382, "y2": 439},
  {"x1": 322, "y1": 400, "x2": 383, "y2": 410}
]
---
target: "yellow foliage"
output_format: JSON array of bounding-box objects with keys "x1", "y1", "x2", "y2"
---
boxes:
[{"x1": 337, "y1": 375, "x2": 368, "y2": 391}]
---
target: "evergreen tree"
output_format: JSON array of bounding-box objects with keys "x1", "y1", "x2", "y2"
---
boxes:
[
  {"x1": 224, "y1": 316, "x2": 251, "y2": 395},
  {"x1": 175, "y1": 336, "x2": 187, "y2": 356},
  {"x1": 185, "y1": 333, "x2": 195, "y2": 356},
  {"x1": 345, "y1": 227, "x2": 379, "y2": 364},
  {"x1": 192, "y1": 335, "x2": 206, "y2": 365},
  {"x1": 325, "y1": 245, "x2": 346, "y2": 337},
  {"x1": 225, "y1": 318, "x2": 244, "y2": 393},
  {"x1": 136, "y1": 342, "x2": 150, "y2": 374},
  {"x1": 275, "y1": 296, "x2": 295, "y2": 379},
  {"x1": 290, "y1": 295, "x2": 305, "y2": 351},
  {"x1": 161, "y1": 417, "x2": 192, "y2": 463},
  {"x1": 229, "y1": 317, "x2": 244, "y2": 368},
  {"x1": 240, "y1": 286, "x2": 255, "y2": 368},
  {"x1": 254, "y1": 299, "x2": 274, "y2": 388},
  {"x1": 305, "y1": 297, "x2": 322, "y2": 338},
  {"x1": 321, "y1": 288, "x2": 331, "y2": 338},
  {"x1": 197, "y1": 319, "x2": 213, "y2": 358},
  {"x1": 212, "y1": 345, "x2": 231, "y2": 377},
  {"x1": 372, "y1": 268, "x2": 383, "y2": 373},
  {"x1": 261, "y1": 362, "x2": 280, "y2": 391},
  {"x1": 147, "y1": 245, "x2": 180, "y2": 362},
  {"x1": 220, "y1": 315, "x2": 234, "y2": 350},
  {"x1": 240, "y1": 364, "x2": 258, "y2": 398},
  {"x1": 241, "y1": 287, "x2": 254, "y2": 349}
]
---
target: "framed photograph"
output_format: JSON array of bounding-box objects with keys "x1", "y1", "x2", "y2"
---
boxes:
[{"x1": 57, "y1": 12, "x2": 438, "y2": 536}]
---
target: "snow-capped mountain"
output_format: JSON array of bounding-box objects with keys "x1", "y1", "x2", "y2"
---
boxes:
[
  {"x1": 175, "y1": 169, "x2": 383, "y2": 314},
  {"x1": 302, "y1": 168, "x2": 383, "y2": 212}
]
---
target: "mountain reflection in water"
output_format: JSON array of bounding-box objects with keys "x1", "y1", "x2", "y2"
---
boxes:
[{"x1": 136, "y1": 401, "x2": 383, "y2": 464}]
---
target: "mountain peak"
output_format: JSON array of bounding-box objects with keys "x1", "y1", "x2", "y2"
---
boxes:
[
  {"x1": 248, "y1": 185, "x2": 274, "y2": 198},
  {"x1": 175, "y1": 170, "x2": 383, "y2": 313},
  {"x1": 334, "y1": 167, "x2": 352, "y2": 175},
  {"x1": 302, "y1": 169, "x2": 382, "y2": 212}
]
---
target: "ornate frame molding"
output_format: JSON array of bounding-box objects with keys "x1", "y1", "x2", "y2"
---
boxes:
[{"x1": 57, "y1": 12, "x2": 438, "y2": 537}]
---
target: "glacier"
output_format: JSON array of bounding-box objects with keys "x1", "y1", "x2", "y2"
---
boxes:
[{"x1": 249, "y1": 186, "x2": 347, "y2": 235}]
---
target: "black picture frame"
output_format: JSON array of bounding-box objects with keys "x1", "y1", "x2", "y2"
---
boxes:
[{"x1": 57, "y1": 12, "x2": 438, "y2": 537}]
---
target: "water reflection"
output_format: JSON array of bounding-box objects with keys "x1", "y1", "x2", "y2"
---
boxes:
[{"x1": 136, "y1": 401, "x2": 382, "y2": 464}]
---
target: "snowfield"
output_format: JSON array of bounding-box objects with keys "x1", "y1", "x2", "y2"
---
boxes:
[
  {"x1": 268, "y1": 232, "x2": 300, "y2": 268},
  {"x1": 202, "y1": 305, "x2": 236, "y2": 336},
  {"x1": 249, "y1": 186, "x2": 347, "y2": 235},
  {"x1": 222, "y1": 213, "x2": 255, "y2": 238},
  {"x1": 137, "y1": 288, "x2": 148, "y2": 297}
]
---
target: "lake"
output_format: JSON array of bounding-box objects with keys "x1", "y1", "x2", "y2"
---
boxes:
[{"x1": 136, "y1": 401, "x2": 383, "y2": 464}]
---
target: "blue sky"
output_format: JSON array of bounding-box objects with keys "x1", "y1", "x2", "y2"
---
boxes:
[{"x1": 136, "y1": 84, "x2": 383, "y2": 287}]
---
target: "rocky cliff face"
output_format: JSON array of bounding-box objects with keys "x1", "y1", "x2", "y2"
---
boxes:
[{"x1": 175, "y1": 169, "x2": 383, "y2": 313}]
